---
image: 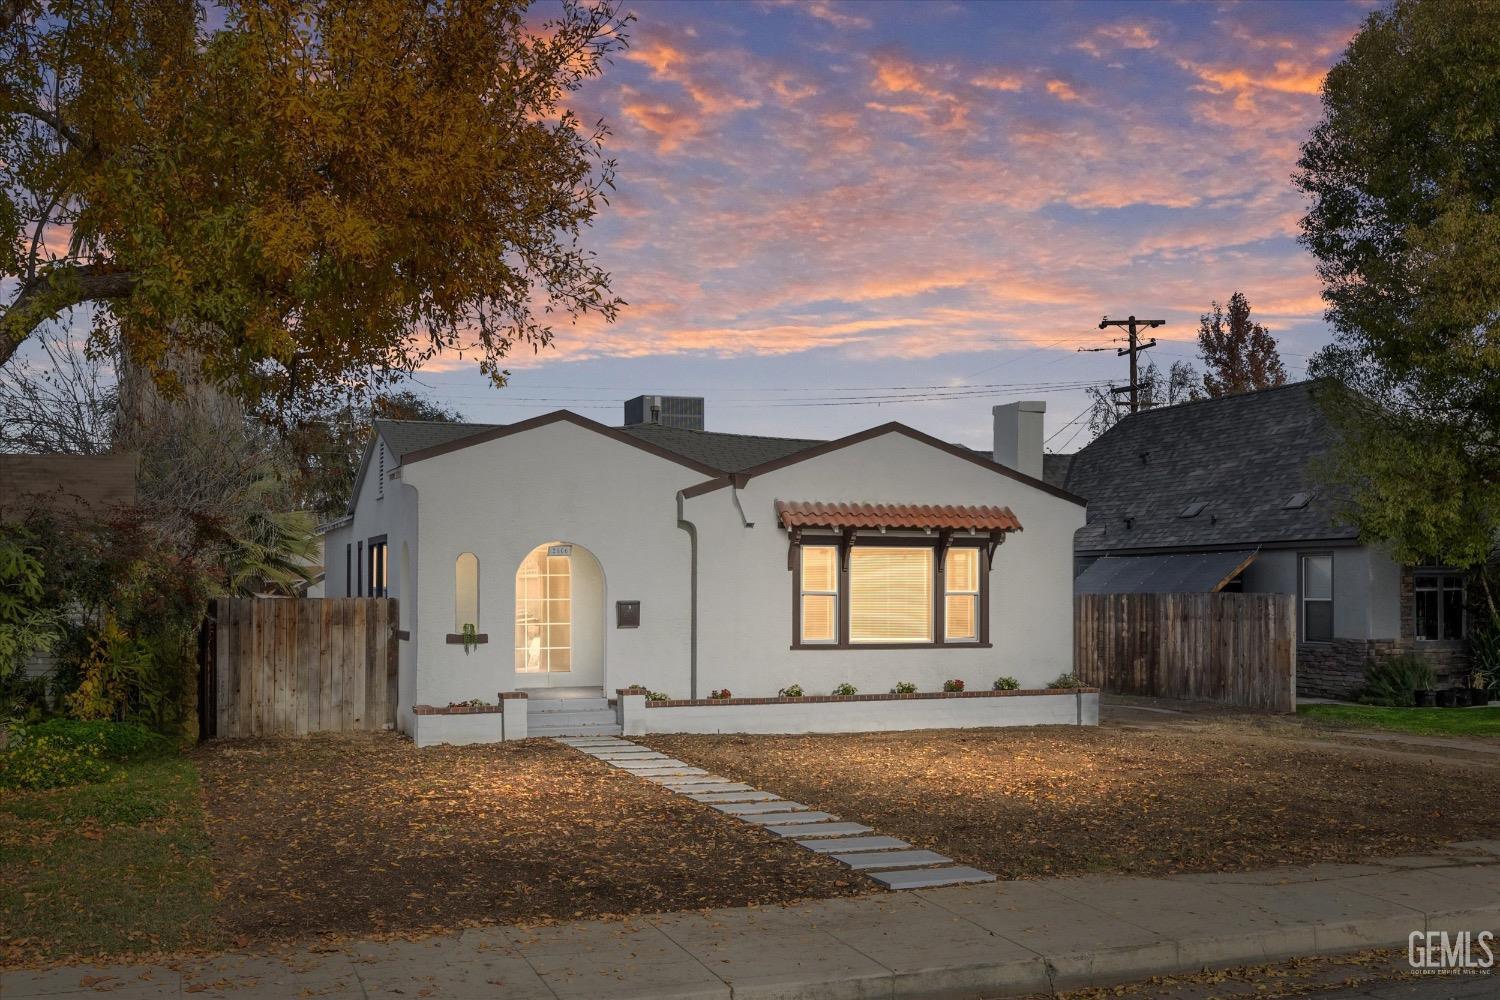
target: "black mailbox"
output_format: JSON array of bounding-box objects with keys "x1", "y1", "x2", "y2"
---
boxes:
[{"x1": 616, "y1": 600, "x2": 641, "y2": 628}]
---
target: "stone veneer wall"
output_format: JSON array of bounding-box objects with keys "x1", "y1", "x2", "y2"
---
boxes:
[
  {"x1": 1298, "y1": 566, "x2": 1475, "y2": 699},
  {"x1": 1297, "y1": 639, "x2": 1469, "y2": 700}
]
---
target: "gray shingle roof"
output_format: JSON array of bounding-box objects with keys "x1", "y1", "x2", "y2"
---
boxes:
[
  {"x1": 372, "y1": 417, "x2": 822, "y2": 475},
  {"x1": 1064, "y1": 381, "x2": 1356, "y2": 553},
  {"x1": 374, "y1": 419, "x2": 503, "y2": 458},
  {"x1": 617, "y1": 423, "x2": 823, "y2": 474},
  {"x1": 1042, "y1": 453, "x2": 1074, "y2": 490}
]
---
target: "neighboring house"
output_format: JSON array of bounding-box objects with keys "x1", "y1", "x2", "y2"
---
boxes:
[
  {"x1": 1054, "y1": 381, "x2": 1470, "y2": 698},
  {"x1": 320, "y1": 397, "x2": 1084, "y2": 736}
]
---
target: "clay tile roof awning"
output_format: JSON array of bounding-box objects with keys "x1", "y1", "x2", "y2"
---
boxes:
[{"x1": 775, "y1": 500, "x2": 1022, "y2": 533}]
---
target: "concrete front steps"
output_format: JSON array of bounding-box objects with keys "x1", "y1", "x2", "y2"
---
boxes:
[
  {"x1": 556, "y1": 735, "x2": 996, "y2": 890},
  {"x1": 526, "y1": 692, "x2": 621, "y2": 738}
]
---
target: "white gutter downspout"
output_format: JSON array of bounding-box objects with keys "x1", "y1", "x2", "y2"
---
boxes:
[{"x1": 675, "y1": 490, "x2": 699, "y2": 700}]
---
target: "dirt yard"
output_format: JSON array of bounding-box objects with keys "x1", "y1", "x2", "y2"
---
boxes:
[
  {"x1": 195, "y1": 734, "x2": 864, "y2": 945},
  {"x1": 645, "y1": 721, "x2": 1500, "y2": 879}
]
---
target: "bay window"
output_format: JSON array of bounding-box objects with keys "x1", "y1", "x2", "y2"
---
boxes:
[{"x1": 793, "y1": 536, "x2": 989, "y2": 648}]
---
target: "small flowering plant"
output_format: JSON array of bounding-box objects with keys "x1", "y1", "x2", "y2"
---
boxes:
[
  {"x1": 891, "y1": 681, "x2": 917, "y2": 694},
  {"x1": 778, "y1": 683, "x2": 804, "y2": 698},
  {"x1": 942, "y1": 678, "x2": 965, "y2": 692},
  {"x1": 645, "y1": 689, "x2": 670, "y2": 701},
  {"x1": 992, "y1": 676, "x2": 1020, "y2": 691},
  {"x1": 832, "y1": 682, "x2": 858, "y2": 696},
  {"x1": 709, "y1": 688, "x2": 732, "y2": 700}
]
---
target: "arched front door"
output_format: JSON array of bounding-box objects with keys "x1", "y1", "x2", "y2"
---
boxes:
[{"x1": 514, "y1": 541, "x2": 604, "y2": 689}]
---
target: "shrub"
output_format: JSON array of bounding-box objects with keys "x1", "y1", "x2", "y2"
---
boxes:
[
  {"x1": 1047, "y1": 672, "x2": 1081, "y2": 689},
  {"x1": 1359, "y1": 654, "x2": 1437, "y2": 707},
  {"x1": 708, "y1": 688, "x2": 732, "y2": 700},
  {"x1": 891, "y1": 681, "x2": 917, "y2": 694},
  {"x1": 645, "y1": 690, "x2": 669, "y2": 702},
  {"x1": 942, "y1": 678, "x2": 965, "y2": 692},
  {"x1": 778, "y1": 683, "x2": 804, "y2": 698},
  {"x1": 0, "y1": 719, "x2": 169, "y2": 790},
  {"x1": 992, "y1": 676, "x2": 1020, "y2": 691},
  {"x1": 832, "y1": 682, "x2": 858, "y2": 696}
]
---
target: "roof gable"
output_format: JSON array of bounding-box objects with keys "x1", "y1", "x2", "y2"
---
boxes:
[
  {"x1": 399, "y1": 410, "x2": 727, "y2": 476},
  {"x1": 1065, "y1": 381, "x2": 1356, "y2": 552},
  {"x1": 681, "y1": 422, "x2": 1084, "y2": 505}
]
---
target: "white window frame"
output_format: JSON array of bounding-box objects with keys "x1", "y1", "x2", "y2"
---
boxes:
[
  {"x1": 848, "y1": 545, "x2": 934, "y2": 645},
  {"x1": 799, "y1": 545, "x2": 839, "y2": 645},
  {"x1": 943, "y1": 547, "x2": 980, "y2": 643}
]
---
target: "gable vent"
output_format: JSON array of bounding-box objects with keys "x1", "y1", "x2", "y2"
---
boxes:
[
  {"x1": 1283, "y1": 492, "x2": 1309, "y2": 510},
  {"x1": 377, "y1": 445, "x2": 385, "y2": 500}
]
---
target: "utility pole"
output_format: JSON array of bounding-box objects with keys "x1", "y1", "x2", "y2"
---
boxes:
[{"x1": 1099, "y1": 315, "x2": 1164, "y2": 414}]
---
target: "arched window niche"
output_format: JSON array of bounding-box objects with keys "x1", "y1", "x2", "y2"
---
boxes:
[{"x1": 455, "y1": 552, "x2": 479, "y2": 632}]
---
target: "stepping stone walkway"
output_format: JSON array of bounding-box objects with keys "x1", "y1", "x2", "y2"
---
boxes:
[{"x1": 555, "y1": 735, "x2": 996, "y2": 890}]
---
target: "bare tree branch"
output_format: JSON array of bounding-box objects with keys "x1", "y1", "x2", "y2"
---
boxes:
[{"x1": 0, "y1": 263, "x2": 136, "y2": 366}]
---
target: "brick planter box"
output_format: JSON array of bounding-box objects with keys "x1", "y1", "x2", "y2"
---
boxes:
[
  {"x1": 615, "y1": 687, "x2": 1099, "y2": 735},
  {"x1": 411, "y1": 692, "x2": 528, "y2": 746}
]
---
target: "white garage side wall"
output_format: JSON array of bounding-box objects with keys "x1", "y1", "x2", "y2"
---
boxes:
[
  {"x1": 684, "y1": 432, "x2": 1085, "y2": 698},
  {"x1": 401, "y1": 421, "x2": 702, "y2": 708}
]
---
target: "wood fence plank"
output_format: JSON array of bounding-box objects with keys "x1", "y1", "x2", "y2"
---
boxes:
[{"x1": 1074, "y1": 592, "x2": 1294, "y2": 713}]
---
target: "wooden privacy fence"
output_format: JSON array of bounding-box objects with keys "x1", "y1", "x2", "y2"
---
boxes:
[
  {"x1": 1075, "y1": 592, "x2": 1296, "y2": 713},
  {"x1": 202, "y1": 597, "x2": 398, "y2": 739}
]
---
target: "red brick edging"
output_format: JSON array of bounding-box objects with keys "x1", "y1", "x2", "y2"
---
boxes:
[
  {"x1": 413, "y1": 691, "x2": 528, "y2": 715},
  {"x1": 619, "y1": 687, "x2": 1098, "y2": 708}
]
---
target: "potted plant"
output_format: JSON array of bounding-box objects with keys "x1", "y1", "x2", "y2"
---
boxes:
[
  {"x1": 992, "y1": 676, "x2": 1019, "y2": 691},
  {"x1": 942, "y1": 678, "x2": 965, "y2": 692},
  {"x1": 778, "y1": 683, "x2": 804, "y2": 698},
  {"x1": 891, "y1": 681, "x2": 917, "y2": 694},
  {"x1": 832, "y1": 682, "x2": 858, "y2": 696}
]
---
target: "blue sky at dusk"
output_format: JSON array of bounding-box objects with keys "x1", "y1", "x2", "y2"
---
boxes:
[
  {"x1": 19, "y1": 0, "x2": 1376, "y2": 454},
  {"x1": 405, "y1": 0, "x2": 1374, "y2": 451}
]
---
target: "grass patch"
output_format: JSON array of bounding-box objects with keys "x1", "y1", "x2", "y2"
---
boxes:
[
  {"x1": 0, "y1": 754, "x2": 219, "y2": 966},
  {"x1": 1298, "y1": 704, "x2": 1500, "y2": 738}
]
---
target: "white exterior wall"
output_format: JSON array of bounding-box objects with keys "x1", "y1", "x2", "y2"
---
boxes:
[
  {"x1": 400, "y1": 420, "x2": 703, "y2": 709},
  {"x1": 683, "y1": 431, "x2": 1084, "y2": 698},
  {"x1": 325, "y1": 436, "x2": 421, "y2": 730}
]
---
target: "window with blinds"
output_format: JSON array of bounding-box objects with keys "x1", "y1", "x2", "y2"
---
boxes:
[
  {"x1": 849, "y1": 547, "x2": 932, "y2": 643},
  {"x1": 800, "y1": 545, "x2": 838, "y2": 643},
  {"x1": 944, "y1": 547, "x2": 980, "y2": 641}
]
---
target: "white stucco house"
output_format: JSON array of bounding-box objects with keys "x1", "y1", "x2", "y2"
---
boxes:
[{"x1": 319, "y1": 396, "x2": 1091, "y2": 742}]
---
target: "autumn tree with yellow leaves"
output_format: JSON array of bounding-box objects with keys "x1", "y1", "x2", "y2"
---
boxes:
[{"x1": 0, "y1": 0, "x2": 629, "y2": 412}]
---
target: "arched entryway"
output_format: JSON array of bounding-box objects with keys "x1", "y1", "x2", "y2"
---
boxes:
[{"x1": 514, "y1": 541, "x2": 604, "y2": 689}]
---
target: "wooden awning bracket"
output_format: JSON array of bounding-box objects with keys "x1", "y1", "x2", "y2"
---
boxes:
[
  {"x1": 986, "y1": 531, "x2": 1007, "y2": 564},
  {"x1": 786, "y1": 527, "x2": 802, "y2": 570},
  {"x1": 840, "y1": 526, "x2": 856, "y2": 571}
]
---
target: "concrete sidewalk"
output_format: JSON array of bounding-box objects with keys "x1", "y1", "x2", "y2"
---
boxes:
[{"x1": 5, "y1": 841, "x2": 1496, "y2": 999}]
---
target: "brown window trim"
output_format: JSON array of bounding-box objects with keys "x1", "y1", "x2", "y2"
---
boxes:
[{"x1": 791, "y1": 532, "x2": 991, "y2": 650}]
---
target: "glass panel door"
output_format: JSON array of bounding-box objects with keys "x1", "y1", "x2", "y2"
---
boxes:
[{"x1": 516, "y1": 544, "x2": 572, "y2": 673}]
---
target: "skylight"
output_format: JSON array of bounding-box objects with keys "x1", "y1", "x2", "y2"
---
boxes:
[
  {"x1": 1284, "y1": 492, "x2": 1310, "y2": 510},
  {"x1": 1180, "y1": 501, "x2": 1207, "y2": 518}
]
